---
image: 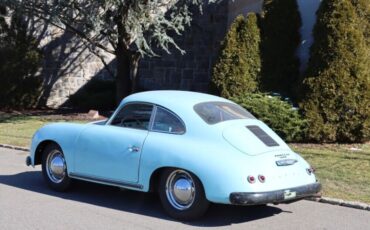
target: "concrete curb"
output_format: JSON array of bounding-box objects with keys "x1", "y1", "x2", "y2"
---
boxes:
[
  {"x1": 1, "y1": 143, "x2": 369, "y2": 211},
  {"x1": 0, "y1": 143, "x2": 29, "y2": 152},
  {"x1": 305, "y1": 197, "x2": 370, "y2": 211}
]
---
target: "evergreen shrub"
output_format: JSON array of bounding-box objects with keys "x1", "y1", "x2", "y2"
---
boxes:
[
  {"x1": 0, "y1": 11, "x2": 42, "y2": 109},
  {"x1": 211, "y1": 13, "x2": 261, "y2": 98},
  {"x1": 231, "y1": 93, "x2": 307, "y2": 142},
  {"x1": 300, "y1": 0, "x2": 369, "y2": 143}
]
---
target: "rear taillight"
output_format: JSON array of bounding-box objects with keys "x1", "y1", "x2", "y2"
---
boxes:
[
  {"x1": 258, "y1": 175, "x2": 266, "y2": 183},
  {"x1": 247, "y1": 175, "x2": 255, "y2": 184},
  {"x1": 306, "y1": 166, "x2": 315, "y2": 175}
]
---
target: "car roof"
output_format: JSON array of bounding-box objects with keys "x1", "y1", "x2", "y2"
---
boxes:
[{"x1": 120, "y1": 90, "x2": 231, "y2": 110}]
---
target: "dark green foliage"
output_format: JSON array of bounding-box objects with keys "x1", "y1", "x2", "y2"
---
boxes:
[
  {"x1": 231, "y1": 93, "x2": 307, "y2": 142},
  {"x1": 260, "y1": 0, "x2": 301, "y2": 100},
  {"x1": 300, "y1": 0, "x2": 369, "y2": 143},
  {"x1": 211, "y1": 14, "x2": 261, "y2": 98},
  {"x1": 0, "y1": 10, "x2": 42, "y2": 109},
  {"x1": 69, "y1": 79, "x2": 116, "y2": 111}
]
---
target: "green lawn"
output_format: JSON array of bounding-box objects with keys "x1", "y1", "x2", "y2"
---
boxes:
[
  {"x1": 0, "y1": 114, "x2": 86, "y2": 147},
  {"x1": 291, "y1": 143, "x2": 370, "y2": 204},
  {"x1": 0, "y1": 114, "x2": 369, "y2": 204}
]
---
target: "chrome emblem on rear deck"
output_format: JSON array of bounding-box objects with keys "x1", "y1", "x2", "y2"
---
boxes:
[{"x1": 274, "y1": 153, "x2": 290, "y2": 158}]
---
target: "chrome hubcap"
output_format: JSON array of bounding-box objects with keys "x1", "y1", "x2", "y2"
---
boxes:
[
  {"x1": 166, "y1": 170, "x2": 195, "y2": 210},
  {"x1": 46, "y1": 150, "x2": 66, "y2": 183}
]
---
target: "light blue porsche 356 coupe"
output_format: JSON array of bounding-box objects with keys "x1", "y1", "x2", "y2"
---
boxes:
[{"x1": 26, "y1": 91, "x2": 321, "y2": 220}]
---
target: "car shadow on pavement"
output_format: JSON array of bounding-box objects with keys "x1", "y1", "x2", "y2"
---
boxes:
[{"x1": 0, "y1": 171, "x2": 283, "y2": 226}]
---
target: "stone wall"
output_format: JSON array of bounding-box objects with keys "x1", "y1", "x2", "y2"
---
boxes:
[
  {"x1": 296, "y1": 0, "x2": 321, "y2": 73},
  {"x1": 137, "y1": 0, "x2": 262, "y2": 93},
  {"x1": 137, "y1": 1, "x2": 229, "y2": 93},
  {"x1": 227, "y1": 0, "x2": 262, "y2": 26},
  {"x1": 41, "y1": 0, "x2": 263, "y2": 108},
  {"x1": 37, "y1": 27, "x2": 114, "y2": 108}
]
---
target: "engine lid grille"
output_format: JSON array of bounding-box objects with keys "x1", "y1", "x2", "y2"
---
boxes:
[{"x1": 246, "y1": 125, "x2": 279, "y2": 147}]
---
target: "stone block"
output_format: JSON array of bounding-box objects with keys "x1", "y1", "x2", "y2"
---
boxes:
[
  {"x1": 194, "y1": 71, "x2": 209, "y2": 81},
  {"x1": 196, "y1": 60, "x2": 210, "y2": 70},
  {"x1": 182, "y1": 69, "x2": 194, "y2": 79},
  {"x1": 87, "y1": 110, "x2": 100, "y2": 119}
]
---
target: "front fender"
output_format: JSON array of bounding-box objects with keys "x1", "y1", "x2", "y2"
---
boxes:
[{"x1": 29, "y1": 123, "x2": 86, "y2": 172}]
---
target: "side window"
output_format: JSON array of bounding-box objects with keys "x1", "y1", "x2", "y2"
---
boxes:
[
  {"x1": 111, "y1": 104, "x2": 153, "y2": 130},
  {"x1": 152, "y1": 107, "x2": 185, "y2": 134}
]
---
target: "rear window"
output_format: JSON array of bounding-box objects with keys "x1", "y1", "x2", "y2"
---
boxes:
[{"x1": 194, "y1": 102, "x2": 255, "y2": 124}]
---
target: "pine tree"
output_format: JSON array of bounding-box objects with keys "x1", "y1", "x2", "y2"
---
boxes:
[
  {"x1": 300, "y1": 0, "x2": 369, "y2": 143},
  {"x1": 211, "y1": 14, "x2": 261, "y2": 98},
  {"x1": 260, "y1": 0, "x2": 301, "y2": 101}
]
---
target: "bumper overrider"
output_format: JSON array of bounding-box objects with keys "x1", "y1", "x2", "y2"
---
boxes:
[
  {"x1": 26, "y1": 156, "x2": 32, "y2": 166},
  {"x1": 230, "y1": 182, "x2": 321, "y2": 205}
]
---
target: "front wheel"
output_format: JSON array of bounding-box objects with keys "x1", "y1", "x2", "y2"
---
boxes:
[
  {"x1": 159, "y1": 168, "x2": 209, "y2": 220},
  {"x1": 41, "y1": 143, "x2": 71, "y2": 191}
]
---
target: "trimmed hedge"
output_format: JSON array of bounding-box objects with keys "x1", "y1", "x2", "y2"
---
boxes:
[
  {"x1": 231, "y1": 93, "x2": 307, "y2": 142},
  {"x1": 211, "y1": 13, "x2": 261, "y2": 98},
  {"x1": 300, "y1": 0, "x2": 369, "y2": 143}
]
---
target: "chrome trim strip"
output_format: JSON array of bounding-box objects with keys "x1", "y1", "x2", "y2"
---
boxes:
[
  {"x1": 149, "y1": 105, "x2": 158, "y2": 131},
  {"x1": 69, "y1": 173, "x2": 143, "y2": 189}
]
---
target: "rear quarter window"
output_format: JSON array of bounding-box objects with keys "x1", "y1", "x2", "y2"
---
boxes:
[{"x1": 152, "y1": 107, "x2": 185, "y2": 134}]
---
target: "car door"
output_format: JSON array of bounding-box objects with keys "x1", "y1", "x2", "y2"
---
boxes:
[{"x1": 73, "y1": 103, "x2": 153, "y2": 184}]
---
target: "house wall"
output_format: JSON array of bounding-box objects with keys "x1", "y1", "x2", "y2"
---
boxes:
[
  {"x1": 227, "y1": 0, "x2": 262, "y2": 26},
  {"x1": 296, "y1": 0, "x2": 321, "y2": 73}
]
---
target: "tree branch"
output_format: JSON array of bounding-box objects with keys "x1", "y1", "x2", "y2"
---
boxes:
[
  {"x1": 89, "y1": 48, "x2": 115, "y2": 78},
  {"x1": 59, "y1": 20, "x2": 115, "y2": 55},
  {"x1": 18, "y1": 4, "x2": 116, "y2": 55}
]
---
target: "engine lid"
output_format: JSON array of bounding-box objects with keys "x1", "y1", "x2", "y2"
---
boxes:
[{"x1": 222, "y1": 121, "x2": 290, "y2": 156}]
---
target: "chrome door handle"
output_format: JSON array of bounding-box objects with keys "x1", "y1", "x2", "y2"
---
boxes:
[{"x1": 128, "y1": 146, "x2": 140, "y2": 152}]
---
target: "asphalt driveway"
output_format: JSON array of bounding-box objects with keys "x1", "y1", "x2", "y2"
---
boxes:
[{"x1": 0, "y1": 147, "x2": 369, "y2": 229}]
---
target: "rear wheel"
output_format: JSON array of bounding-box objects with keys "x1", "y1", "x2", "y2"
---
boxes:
[
  {"x1": 159, "y1": 168, "x2": 209, "y2": 220},
  {"x1": 41, "y1": 143, "x2": 71, "y2": 191}
]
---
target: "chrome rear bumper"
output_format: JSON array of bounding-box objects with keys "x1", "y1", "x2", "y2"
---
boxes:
[{"x1": 230, "y1": 182, "x2": 321, "y2": 205}]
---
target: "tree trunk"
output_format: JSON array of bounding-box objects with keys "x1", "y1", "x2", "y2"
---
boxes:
[
  {"x1": 115, "y1": 43, "x2": 131, "y2": 104},
  {"x1": 115, "y1": 43, "x2": 141, "y2": 104}
]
